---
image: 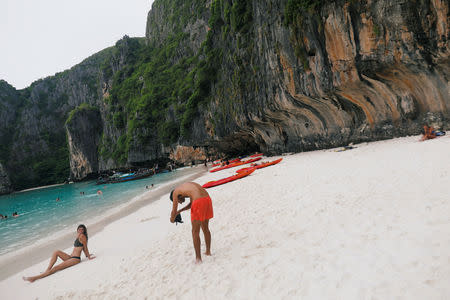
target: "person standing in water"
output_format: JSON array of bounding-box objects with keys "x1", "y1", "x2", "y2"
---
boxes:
[
  {"x1": 170, "y1": 182, "x2": 213, "y2": 263},
  {"x1": 23, "y1": 224, "x2": 95, "y2": 282}
]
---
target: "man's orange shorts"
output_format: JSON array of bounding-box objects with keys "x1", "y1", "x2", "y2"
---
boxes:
[{"x1": 191, "y1": 196, "x2": 213, "y2": 221}]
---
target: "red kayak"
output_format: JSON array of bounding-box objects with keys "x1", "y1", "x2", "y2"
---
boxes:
[
  {"x1": 250, "y1": 153, "x2": 263, "y2": 158},
  {"x1": 236, "y1": 158, "x2": 283, "y2": 173},
  {"x1": 209, "y1": 157, "x2": 261, "y2": 173},
  {"x1": 211, "y1": 158, "x2": 241, "y2": 167},
  {"x1": 202, "y1": 168, "x2": 255, "y2": 189}
]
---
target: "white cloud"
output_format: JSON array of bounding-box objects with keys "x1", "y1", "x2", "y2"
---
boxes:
[{"x1": 0, "y1": 0, "x2": 154, "y2": 89}]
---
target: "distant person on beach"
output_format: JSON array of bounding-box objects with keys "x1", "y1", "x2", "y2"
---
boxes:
[
  {"x1": 12, "y1": 212, "x2": 19, "y2": 217},
  {"x1": 421, "y1": 125, "x2": 437, "y2": 141},
  {"x1": 0, "y1": 214, "x2": 5, "y2": 219},
  {"x1": 23, "y1": 224, "x2": 95, "y2": 283},
  {"x1": 97, "y1": 190, "x2": 103, "y2": 196},
  {"x1": 56, "y1": 197, "x2": 60, "y2": 202},
  {"x1": 170, "y1": 182, "x2": 213, "y2": 263},
  {"x1": 421, "y1": 125, "x2": 446, "y2": 141}
]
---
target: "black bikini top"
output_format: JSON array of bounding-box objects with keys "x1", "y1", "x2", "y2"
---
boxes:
[{"x1": 74, "y1": 237, "x2": 84, "y2": 247}]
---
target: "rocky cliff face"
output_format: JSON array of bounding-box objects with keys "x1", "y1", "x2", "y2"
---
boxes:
[
  {"x1": 66, "y1": 106, "x2": 103, "y2": 179},
  {"x1": 0, "y1": 163, "x2": 12, "y2": 195},
  {"x1": 0, "y1": 80, "x2": 22, "y2": 164},
  {"x1": 169, "y1": 145, "x2": 207, "y2": 165},
  {"x1": 190, "y1": 0, "x2": 449, "y2": 154},
  {"x1": 0, "y1": 49, "x2": 110, "y2": 189}
]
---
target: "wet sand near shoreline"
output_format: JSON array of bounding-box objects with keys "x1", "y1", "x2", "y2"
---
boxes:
[{"x1": 0, "y1": 166, "x2": 206, "y2": 281}]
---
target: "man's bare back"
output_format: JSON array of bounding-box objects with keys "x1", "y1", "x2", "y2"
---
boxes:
[{"x1": 173, "y1": 182, "x2": 209, "y2": 201}]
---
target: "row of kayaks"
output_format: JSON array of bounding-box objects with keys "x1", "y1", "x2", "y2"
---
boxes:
[
  {"x1": 209, "y1": 157, "x2": 262, "y2": 173},
  {"x1": 235, "y1": 158, "x2": 283, "y2": 173},
  {"x1": 211, "y1": 153, "x2": 263, "y2": 168},
  {"x1": 202, "y1": 157, "x2": 283, "y2": 189},
  {"x1": 202, "y1": 168, "x2": 256, "y2": 188}
]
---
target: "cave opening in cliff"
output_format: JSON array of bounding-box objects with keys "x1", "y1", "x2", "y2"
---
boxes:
[{"x1": 215, "y1": 132, "x2": 260, "y2": 157}]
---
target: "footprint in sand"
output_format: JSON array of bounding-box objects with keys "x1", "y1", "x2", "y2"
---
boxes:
[
  {"x1": 140, "y1": 216, "x2": 159, "y2": 222},
  {"x1": 424, "y1": 279, "x2": 435, "y2": 286}
]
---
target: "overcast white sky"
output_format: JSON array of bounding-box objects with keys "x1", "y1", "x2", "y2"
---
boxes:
[{"x1": 0, "y1": 0, "x2": 155, "y2": 89}]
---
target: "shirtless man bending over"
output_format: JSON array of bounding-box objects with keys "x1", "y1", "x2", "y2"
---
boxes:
[{"x1": 170, "y1": 182, "x2": 213, "y2": 263}]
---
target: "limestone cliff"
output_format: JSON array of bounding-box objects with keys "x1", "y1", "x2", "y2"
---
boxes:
[
  {"x1": 0, "y1": 80, "x2": 22, "y2": 165},
  {"x1": 0, "y1": 163, "x2": 12, "y2": 195},
  {"x1": 66, "y1": 105, "x2": 102, "y2": 180},
  {"x1": 169, "y1": 145, "x2": 207, "y2": 165},
  {"x1": 0, "y1": 48, "x2": 111, "y2": 189},
  {"x1": 182, "y1": 0, "x2": 450, "y2": 154}
]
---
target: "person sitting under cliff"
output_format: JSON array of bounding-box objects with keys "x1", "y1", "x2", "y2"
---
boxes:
[
  {"x1": 421, "y1": 125, "x2": 437, "y2": 141},
  {"x1": 420, "y1": 125, "x2": 446, "y2": 141},
  {"x1": 421, "y1": 125, "x2": 446, "y2": 141}
]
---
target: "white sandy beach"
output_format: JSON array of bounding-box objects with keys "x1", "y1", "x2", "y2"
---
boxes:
[{"x1": 1, "y1": 135, "x2": 449, "y2": 299}]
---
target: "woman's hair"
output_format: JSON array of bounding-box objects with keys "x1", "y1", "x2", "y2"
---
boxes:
[{"x1": 77, "y1": 224, "x2": 88, "y2": 240}]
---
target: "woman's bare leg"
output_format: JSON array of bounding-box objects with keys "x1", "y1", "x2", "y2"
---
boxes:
[
  {"x1": 46, "y1": 250, "x2": 71, "y2": 271},
  {"x1": 23, "y1": 258, "x2": 79, "y2": 283}
]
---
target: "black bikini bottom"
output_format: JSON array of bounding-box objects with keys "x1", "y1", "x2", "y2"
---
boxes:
[{"x1": 71, "y1": 256, "x2": 81, "y2": 260}]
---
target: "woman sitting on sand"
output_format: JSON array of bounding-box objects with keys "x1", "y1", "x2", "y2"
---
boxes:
[{"x1": 23, "y1": 224, "x2": 95, "y2": 283}]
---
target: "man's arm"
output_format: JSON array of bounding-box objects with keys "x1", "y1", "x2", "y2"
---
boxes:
[
  {"x1": 177, "y1": 202, "x2": 191, "y2": 214},
  {"x1": 80, "y1": 235, "x2": 94, "y2": 259},
  {"x1": 170, "y1": 190, "x2": 179, "y2": 223}
]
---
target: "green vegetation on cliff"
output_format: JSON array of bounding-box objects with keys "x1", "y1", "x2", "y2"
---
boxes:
[
  {"x1": 66, "y1": 103, "x2": 100, "y2": 125},
  {"x1": 99, "y1": 34, "x2": 198, "y2": 162},
  {"x1": 99, "y1": 2, "x2": 216, "y2": 160},
  {"x1": 284, "y1": 0, "x2": 326, "y2": 70},
  {"x1": 284, "y1": 0, "x2": 325, "y2": 26},
  {"x1": 99, "y1": 0, "x2": 256, "y2": 161},
  {"x1": 8, "y1": 132, "x2": 69, "y2": 190}
]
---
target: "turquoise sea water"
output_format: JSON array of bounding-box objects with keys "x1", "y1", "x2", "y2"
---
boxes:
[{"x1": 0, "y1": 168, "x2": 197, "y2": 256}]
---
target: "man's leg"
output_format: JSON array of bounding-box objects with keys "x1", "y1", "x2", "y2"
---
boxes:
[
  {"x1": 200, "y1": 220, "x2": 211, "y2": 256},
  {"x1": 191, "y1": 220, "x2": 202, "y2": 262}
]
